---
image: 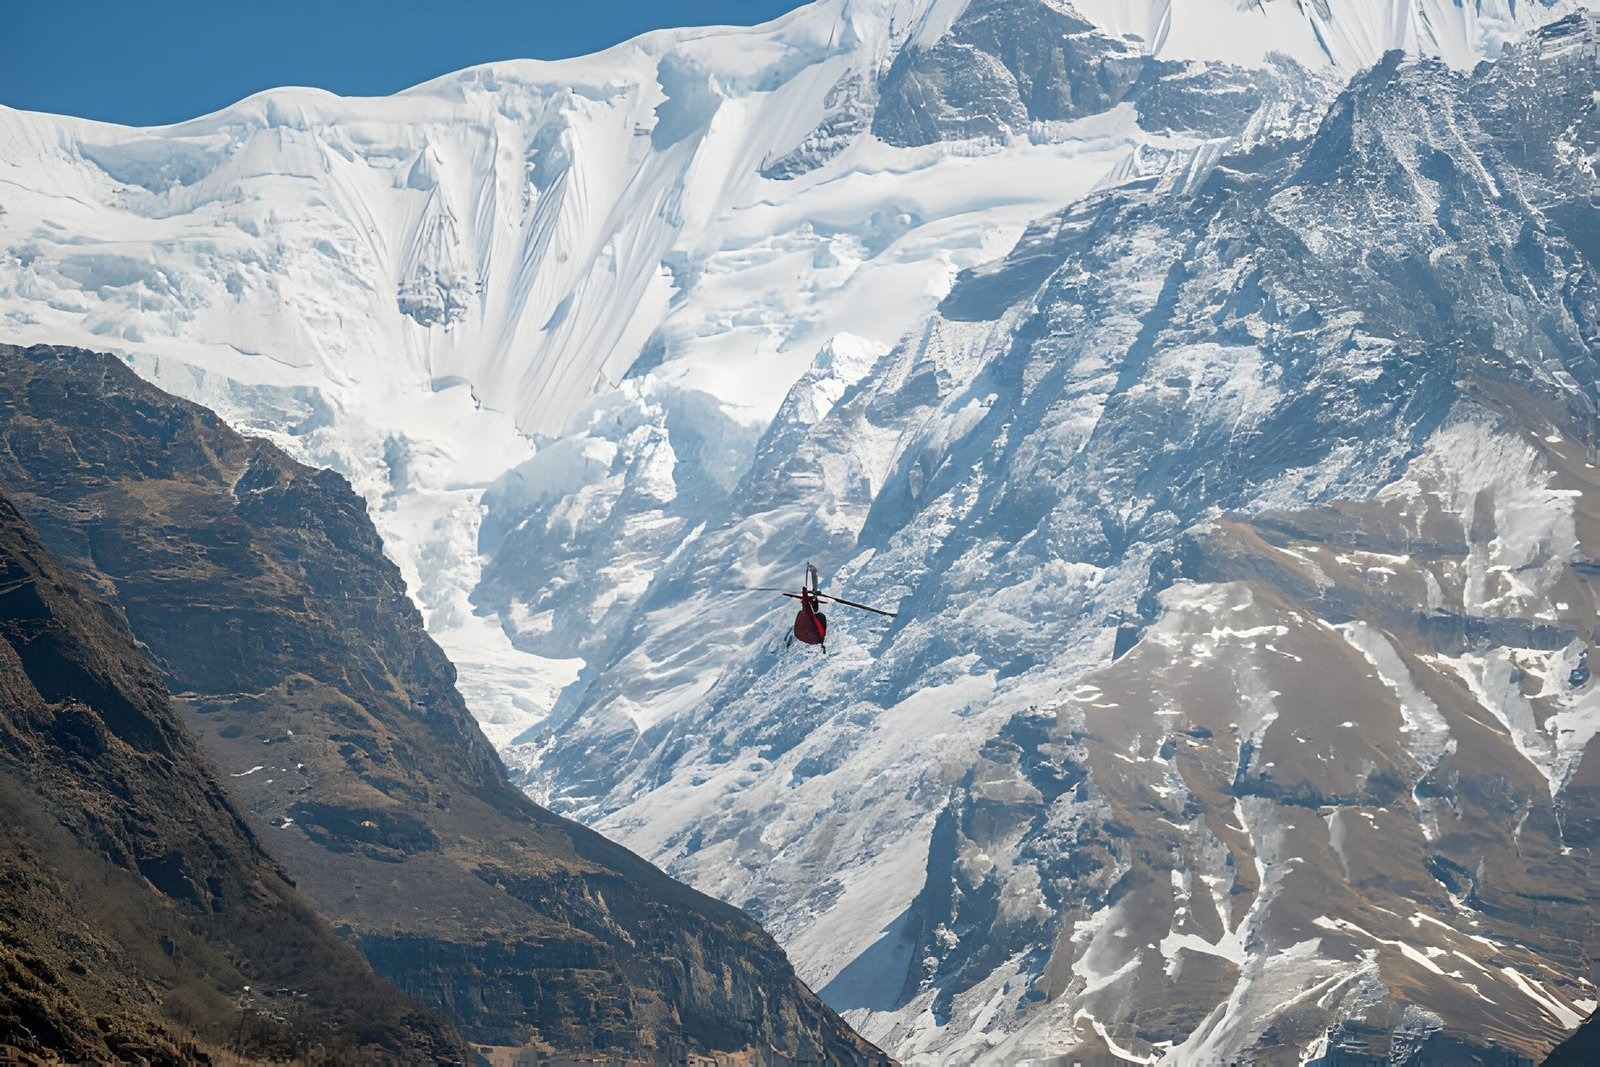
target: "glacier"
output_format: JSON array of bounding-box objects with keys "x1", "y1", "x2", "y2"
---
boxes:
[{"x1": 4, "y1": 0, "x2": 1600, "y2": 1060}]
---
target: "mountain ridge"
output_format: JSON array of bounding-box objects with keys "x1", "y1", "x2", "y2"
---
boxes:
[
  {"x1": 0, "y1": 341, "x2": 885, "y2": 1061},
  {"x1": 0, "y1": 487, "x2": 465, "y2": 1062}
]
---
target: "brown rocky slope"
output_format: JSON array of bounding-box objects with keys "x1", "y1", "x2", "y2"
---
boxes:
[
  {"x1": 0, "y1": 489, "x2": 463, "y2": 1062},
  {"x1": 0, "y1": 341, "x2": 884, "y2": 1062}
]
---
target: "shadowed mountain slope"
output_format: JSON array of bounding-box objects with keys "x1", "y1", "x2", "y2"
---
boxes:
[
  {"x1": 1546, "y1": 1009, "x2": 1600, "y2": 1063},
  {"x1": 0, "y1": 342, "x2": 884, "y2": 1062},
  {"x1": 0, "y1": 489, "x2": 463, "y2": 1063}
]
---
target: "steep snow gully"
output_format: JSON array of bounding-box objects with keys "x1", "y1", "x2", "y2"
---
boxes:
[{"x1": 4, "y1": 0, "x2": 1600, "y2": 1059}]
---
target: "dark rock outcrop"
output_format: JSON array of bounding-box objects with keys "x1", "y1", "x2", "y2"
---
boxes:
[
  {"x1": 0, "y1": 342, "x2": 884, "y2": 1062},
  {"x1": 0, "y1": 488, "x2": 463, "y2": 1063},
  {"x1": 872, "y1": 0, "x2": 1148, "y2": 147}
]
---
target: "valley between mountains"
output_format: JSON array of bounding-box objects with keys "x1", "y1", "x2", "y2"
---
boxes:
[{"x1": 0, "y1": 342, "x2": 881, "y2": 1062}]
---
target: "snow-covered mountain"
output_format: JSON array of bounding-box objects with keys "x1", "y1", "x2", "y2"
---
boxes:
[
  {"x1": 3, "y1": 0, "x2": 1599, "y2": 1060},
  {"x1": 1075, "y1": 0, "x2": 1585, "y2": 70},
  {"x1": 2, "y1": 0, "x2": 1279, "y2": 747}
]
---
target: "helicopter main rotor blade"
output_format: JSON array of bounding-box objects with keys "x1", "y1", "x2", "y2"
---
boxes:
[
  {"x1": 812, "y1": 591, "x2": 902, "y2": 617},
  {"x1": 810, "y1": 591, "x2": 898, "y2": 617}
]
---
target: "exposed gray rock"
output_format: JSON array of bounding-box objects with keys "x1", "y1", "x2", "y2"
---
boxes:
[{"x1": 873, "y1": 0, "x2": 1148, "y2": 146}]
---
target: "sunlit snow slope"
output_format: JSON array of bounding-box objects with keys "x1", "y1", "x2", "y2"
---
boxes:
[
  {"x1": 3, "y1": 0, "x2": 1599, "y2": 1061},
  {"x1": 1073, "y1": 0, "x2": 1579, "y2": 71},
  {"x1": 0, "y1": 0, "x2": 1247, "y2": 745}
]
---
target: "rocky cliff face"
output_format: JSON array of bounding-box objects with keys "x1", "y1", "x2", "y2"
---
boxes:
[
  {"x1": 0, "y1": 489, "x2": 462, "y2": 1062},
  {"x1": 872, "y1": 0, "x2": 1148, "y2": 147},
  {"x1": 0, "y1": 342, "x2": 883, "y2": 1062}
]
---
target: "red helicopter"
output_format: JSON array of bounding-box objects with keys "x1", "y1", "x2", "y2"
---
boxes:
[{"x1": 773, "y1": 563, "x2": 897, "y2": 653}]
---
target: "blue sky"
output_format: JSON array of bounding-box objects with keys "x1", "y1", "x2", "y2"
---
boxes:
[{"x1": 2, "y1": 0, "x2": 815, "y2": 127}]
